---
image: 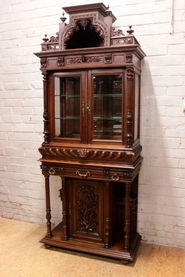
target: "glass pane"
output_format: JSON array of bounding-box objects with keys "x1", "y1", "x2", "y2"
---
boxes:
[
  {"x1": 54, "y1": 76, "x2": 80, "y2": 138},
  {"x1": 93, "y1": 74, "x2": 122, "y2": 140}
]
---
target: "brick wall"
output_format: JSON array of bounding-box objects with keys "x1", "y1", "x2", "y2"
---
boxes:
[{"x1": 0, "y1": 0, "x2": 185, "y2": 247}]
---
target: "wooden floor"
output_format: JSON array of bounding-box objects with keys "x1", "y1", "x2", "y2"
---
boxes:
[{"x1": 0, "y1": 217, "x2": 185, "y2": 277}]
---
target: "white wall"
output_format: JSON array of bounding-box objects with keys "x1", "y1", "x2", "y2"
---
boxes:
[{"x1": 0, "y1": 0, "x2": 185, "y2": 248}]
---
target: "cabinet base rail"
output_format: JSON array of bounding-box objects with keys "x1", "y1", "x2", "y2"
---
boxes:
[{"x1": 40, "y1": 222, "x2": 141, "y2": 263}]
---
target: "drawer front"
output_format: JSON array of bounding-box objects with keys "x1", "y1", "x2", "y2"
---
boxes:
[{"x1": 41, "y1": 163, "x2": 136, "y2": 182}]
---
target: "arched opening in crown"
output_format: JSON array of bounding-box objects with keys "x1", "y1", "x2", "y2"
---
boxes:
[{"x1": 64, "y1": 18, "x2": 104, "y2": 49}]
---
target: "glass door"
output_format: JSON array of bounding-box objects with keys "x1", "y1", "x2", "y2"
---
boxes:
[
  {"x1": 52, "y1": 70, "x2": 124, "y2": 144},
  {"x1": 53, "y1": 72, "x2": 86, "y2": 142},
  {"x1": 89, "y1": 71, "x2": 123, "y2": 142}
]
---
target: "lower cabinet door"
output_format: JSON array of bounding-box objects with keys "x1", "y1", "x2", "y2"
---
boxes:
[{"x1": 67, "y1": 178, "x2": 105, "y2": 243}]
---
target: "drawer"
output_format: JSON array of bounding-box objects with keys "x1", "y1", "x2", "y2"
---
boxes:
[{"x1": 40, "y1": 163, "x2": 138, "y2": 182}]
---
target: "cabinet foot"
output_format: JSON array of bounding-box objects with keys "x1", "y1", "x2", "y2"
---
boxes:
[
  {"x1": 44, "y1": 244, "x2": 52, "y2": 249},
  {"x1": 120, "y1": 259, "x2": 131, "y2": 265}
]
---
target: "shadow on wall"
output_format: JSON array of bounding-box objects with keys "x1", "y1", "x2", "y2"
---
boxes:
[{"x1": 138, "y1": 58, "x2": 181, "y2": 246}]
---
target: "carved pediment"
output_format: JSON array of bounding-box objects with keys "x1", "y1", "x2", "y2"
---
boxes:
[
  {"x1": 39, "y1": 3, "x2": 141, "y2": 52},
  {"x1": 60, "y1": 4, "x2": 111, "y2": 50}
]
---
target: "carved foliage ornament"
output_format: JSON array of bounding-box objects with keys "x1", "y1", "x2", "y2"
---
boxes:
[{"x1": 77, "y1": 185, "x2": 99, "y2": 232}]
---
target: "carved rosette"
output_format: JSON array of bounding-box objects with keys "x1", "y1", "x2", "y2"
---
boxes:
[{"x1": 77, "y1": 185, "x2": 98, "y2": 232}]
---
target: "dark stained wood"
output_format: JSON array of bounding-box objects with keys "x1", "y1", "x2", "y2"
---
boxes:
[{"x1": 34, "y1": 3, "x2": 145, "y2": 263}]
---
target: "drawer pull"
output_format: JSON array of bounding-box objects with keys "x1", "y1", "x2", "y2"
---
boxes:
[
  {"x1": 76, "y1": 170, "x2": 90, "y2": 177},
  {"x1": 48, "y1": 168, "x2": 56, "y2": 175},
  {"x1": 111, "y1": 174, "x2": 119, "y2": 181}
]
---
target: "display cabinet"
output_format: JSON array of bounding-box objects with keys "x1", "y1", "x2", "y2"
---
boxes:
[{"x1": 35, "y1": 3, "x2": 145, "y2": 263}]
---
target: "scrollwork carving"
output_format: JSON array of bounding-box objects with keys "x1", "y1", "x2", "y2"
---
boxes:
[
  {"x1": 94, "y1": 25, "x2": 104, "y2": 39},
  {"x1": 77, "y1": 185, "x2": 98, "y2": 232},
  {"x1": 75, "y1": 18, "x2": 92, "y2": 30},
  {"x1": 111, "y1": 27, "x2": 124, "y2": 37},
  {"x1": 68, "y1": 56, "x2": 101, "y2": 64}
]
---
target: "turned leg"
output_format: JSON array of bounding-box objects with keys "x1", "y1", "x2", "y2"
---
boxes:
[
  {"x1": 61, "y1": 177, "x2": 68, "y2": 240},
  {"x1": 124, "y1": 182, "x2": 131, "y2": 250},
  {"x1": 45, "y1": 174, "x2": 52, "y2": 237},
  {"x1": 104, "y1": 181, "x2": 111, "y2": 248}
]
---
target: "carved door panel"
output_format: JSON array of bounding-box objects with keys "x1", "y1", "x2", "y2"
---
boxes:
[{"x1": 68, "y1": 178, "x2": 104, "y2": 243}]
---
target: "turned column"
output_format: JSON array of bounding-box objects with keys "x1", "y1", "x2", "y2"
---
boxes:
[
  {"x1": 104, "y1": 181, "x2": 111, "y2": 248},
  {"x1": 125, "y1": 67, "x2": 135, "y2": 148},
  {"x1": 42, "y1": 70, "x2": 49, "y2": 143},
  {"x1": 61, "y1": 177, "x2": 68, "y2": 240},
  {"x1": 44, "y1": 174, "x2": 52, "y2": 237},
  {"x1": 124, "y1": 182, "x2": 131, "y2": 250}
]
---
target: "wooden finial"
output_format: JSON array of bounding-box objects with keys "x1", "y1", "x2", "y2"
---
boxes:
[
  {"x1": 127, "y1": 26, "x2": 134, "y2": 35},
  {"x1": 60, "y1": 12, "x2": 67, "y2": 23},
  {"x1": 42, "y1": 34, "x2": 49, "y2": 42}
]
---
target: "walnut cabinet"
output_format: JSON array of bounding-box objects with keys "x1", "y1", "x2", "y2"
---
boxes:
[{"x1": 35, "y1": 3, "x2": 145, "y2": 263}]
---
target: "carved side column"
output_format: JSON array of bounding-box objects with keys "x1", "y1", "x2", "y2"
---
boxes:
[
  {"x1": 124, "y1": 182, "x2": 131, "y2": 250},
  {"x1": 42, "y1": 70, "x2": 49, "y2": 143},
  {"x1": 104, "y1": 181, "x2": 111, "y2": 248},
  {"x1": 126, "y1": 67, "x2": 134, "y2": 148},
  {"x1": 61, "y1": 177, "x2": 68, "y2": 240},
  {"x1": 45, "y1": 174, "x2": 52, "y2": 237}
]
